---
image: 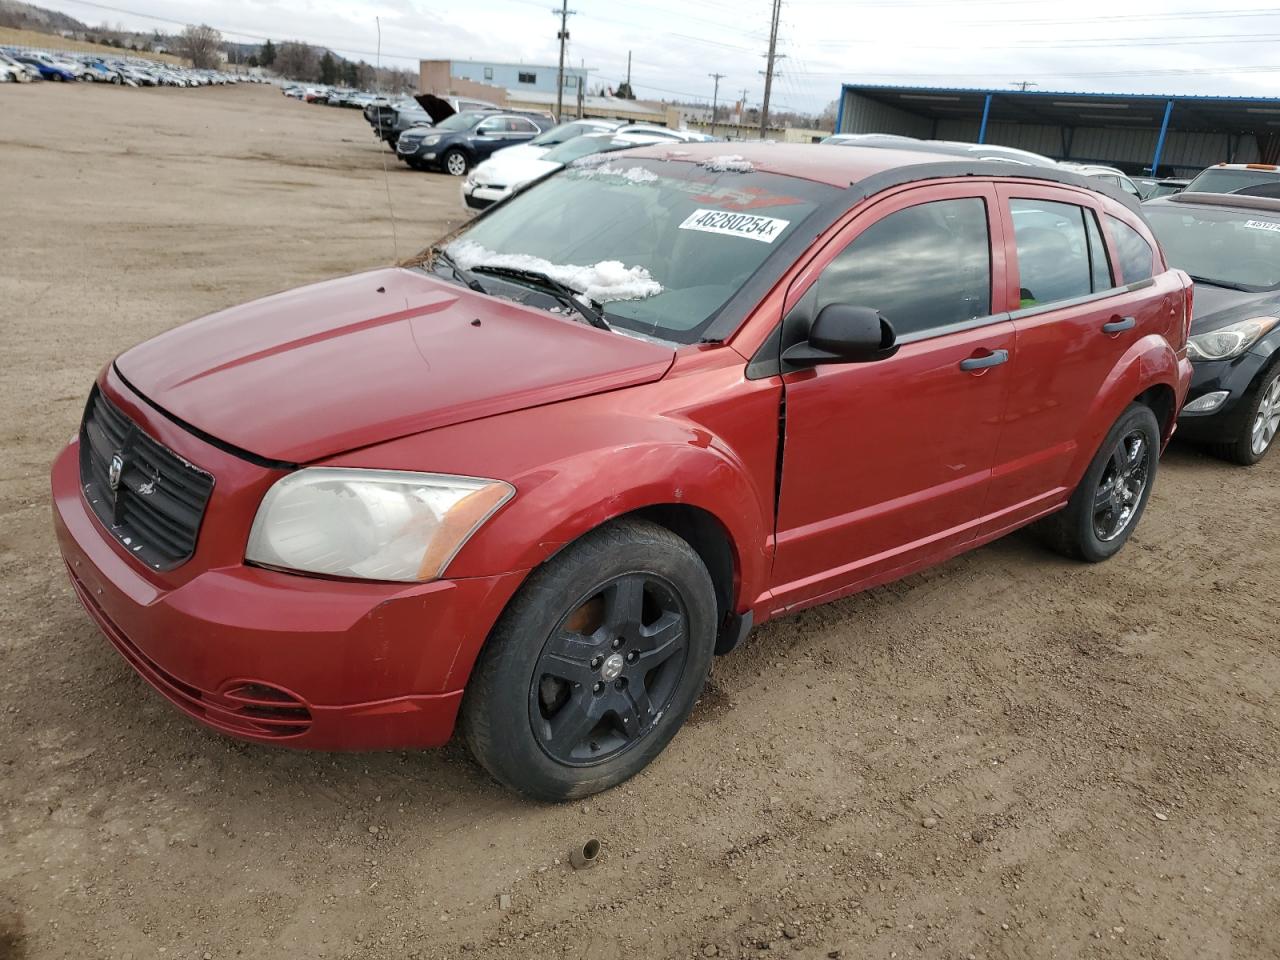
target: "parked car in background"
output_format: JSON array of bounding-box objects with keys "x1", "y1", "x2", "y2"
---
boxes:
[
  {"x1": 1136, "y1": 177, "x2": 1190, "y2": 200},
  {"x1": 397, "y1": 110, "x2": 555, "y2": 175},
  {"x1": 52, "y1": 142, "x2": 1191, "y2": 801},
  {"x1": 0, "y1": 52, "x2": 31, "y2": 82},
  {"x1": 462, "y1": 130, "x2": 672, "y2": 210},
  {"x1": 11, "y1": 52, "x2": 79, "y2": 81},
  {"x1": 1184, "y1": 163, "x2": 1280, "y2": 195},
  {"x1": 1144, "y1": 191, "x2": 1280, "y2": 463},
  {"x1": 825, "y1": 133, "x2": 1057, "y2": 167},
  {"x1": 1060, "y1": 163, "x2": 1145, "y2": 201}
]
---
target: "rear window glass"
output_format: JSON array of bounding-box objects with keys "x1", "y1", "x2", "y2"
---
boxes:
[
  {"x1": 816, "y1": 197, "x2": 991, "y2": 338},
  {"x1": 1107, "y1": 216, "x2": 1155, "y2": 283}
]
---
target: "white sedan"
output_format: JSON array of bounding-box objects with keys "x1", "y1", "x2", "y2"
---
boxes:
[{"x1": 462, "y1": 126, "x2": 707, "y2": 211}]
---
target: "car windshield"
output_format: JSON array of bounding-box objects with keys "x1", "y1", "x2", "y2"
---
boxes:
[
  {"x1": 1185, "y1": 168, "x2": 1280, "y2": 194},
  {"x1": 442, "y1": 158, "x2": 837, "y2": 343},
  {"x1": 532, "y1": 121, "x2": 604, "y2": 147},
  {"x1": 541, "y1": 136, "x2": 632, "y2": 165},
  {"x1": 435, "y1": 111, "x2": 484, "y2": 132},
  {"x1": 1145, "y1": 203, "x2": 1280, "y2": 291}
]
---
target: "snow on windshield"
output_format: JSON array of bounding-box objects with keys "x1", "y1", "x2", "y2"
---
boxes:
[
  {"x1": 570, "y1": 152, "x2": 614, "y2": 168},
  {"x1": 700, "y1": 155, "x2": 754, "y2": 173},
  {"x1": 571, "y1": 164, "x2": 660, "y2": 184},
  {"x1": 446, "y1": 240, "x2": 662, "y2": 303}
]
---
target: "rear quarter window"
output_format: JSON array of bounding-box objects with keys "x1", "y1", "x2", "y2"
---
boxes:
[{"x1": 1106, "y1": 216, "x2": 1154, "y2": 283}]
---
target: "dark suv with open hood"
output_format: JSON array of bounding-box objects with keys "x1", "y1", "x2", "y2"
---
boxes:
[{"x1": 397, "y1": 110, "x2": 554, "y2": 175}]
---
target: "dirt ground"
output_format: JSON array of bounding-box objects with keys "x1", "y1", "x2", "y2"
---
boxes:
[{"x1": 1, "y1": 82, "x2": 1277, "y2": 960}]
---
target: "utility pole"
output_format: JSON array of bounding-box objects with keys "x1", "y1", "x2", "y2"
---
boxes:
[
  {"x1": 759, "y1": 0, "x2": 783, "y2": 138},
  {"x1": 553, "y1": 0, "x2": 576, "y2": 121},
  {"x1": 708, "y1": 72, "x2": 725, "y2": 137},
  {"x1": 1011, "y1": 80, "x2": 1038, "y2": 92}
]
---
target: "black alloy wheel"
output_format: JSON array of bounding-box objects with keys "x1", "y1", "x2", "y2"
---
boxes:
[
  {"x1": 462, "y1": 518, "x2": 717, "y2": 801},
  {"x1": 1092, "y1": 430, "x2": 1152, "y2": 542},
  {"x1": 529, "y1": 573, "x2": 690, "y2": 766}
]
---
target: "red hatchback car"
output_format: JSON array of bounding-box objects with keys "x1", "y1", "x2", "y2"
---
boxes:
[{"x1": 52, "y1": 143, "x2": 1193, "y2": 800}]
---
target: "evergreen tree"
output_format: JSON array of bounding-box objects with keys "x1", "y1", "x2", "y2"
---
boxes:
[
  {"x1": 319, "y1": 50, "x2": 338, "y2": 85},
  {"x1": 259, "y1": 38, "x2": 276, "y2": 67}
]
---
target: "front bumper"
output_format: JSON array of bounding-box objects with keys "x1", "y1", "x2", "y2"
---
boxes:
[
  {"x1": 50, "y1": 383, "x2": 526, "y2": 751},
  {"x1": 460, "y1": 180, "x2": 507, "y2": 211},
  {"x1": 1175, "y1": 351, "x2": 1269, "y2": 442}
]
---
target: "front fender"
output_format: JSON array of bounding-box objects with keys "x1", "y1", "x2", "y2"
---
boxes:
[{"x1": 1070, "y1": 333, "x2": 1189, "y2": 483}]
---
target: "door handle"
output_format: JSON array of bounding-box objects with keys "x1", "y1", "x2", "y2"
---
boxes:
[
  {"x1": 959, "y1": 349, "x2": 1009, "y2": 372},
  {"x1": 1102, "y1": 316, "x2": 1136, "y2": 334}
]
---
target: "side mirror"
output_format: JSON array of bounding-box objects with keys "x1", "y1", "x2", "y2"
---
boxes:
[{"x1": 782, "y1": 304, "x2": 897, "y2": 366}]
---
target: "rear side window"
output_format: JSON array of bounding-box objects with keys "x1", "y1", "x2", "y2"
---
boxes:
[
  {"x1": 1107, "y1": 216, "x2": 1155, "y2": 283},
  {"x1": 816, "y1": 197, "x2": 991, "y2": 338},
  {"x1": 1010, "y1": 199, "x2": 1094, "y2": 307},
  {"x1": 1084, "y1": 210, "x2": 1114, "y2": 291}
]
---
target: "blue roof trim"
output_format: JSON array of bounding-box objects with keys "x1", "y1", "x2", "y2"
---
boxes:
[{"x1": 838, "y1": 82, "x2": 1280, "y2": 105}]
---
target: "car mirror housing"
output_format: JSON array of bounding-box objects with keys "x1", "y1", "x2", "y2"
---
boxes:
[{"x1": 782, "y1": 304, "x2": 898, "y2": 366}]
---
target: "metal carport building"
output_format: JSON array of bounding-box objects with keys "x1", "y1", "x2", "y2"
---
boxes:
[{"x1": 833, "y1": 84, "x2": 1280, "y2": 177}]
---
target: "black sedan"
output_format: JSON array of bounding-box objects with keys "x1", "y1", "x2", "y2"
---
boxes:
[
  {"x1": 1145, "y1": 192, "x2": 1280, "y2": 464},
  {"x1": 396, "y1": 111, "x2": 552, "y2": 176}
]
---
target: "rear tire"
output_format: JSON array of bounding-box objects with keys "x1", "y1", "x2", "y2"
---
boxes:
[
  {"x1": 462, "y1": 519, "x2": 717, "y2": 801},
  {"x1": 1039, "y1": 403, "x2": 1161, "y2": 563},
  {"x1": 1210, "y1": 364, "x2": 1280, "y2": 466}
]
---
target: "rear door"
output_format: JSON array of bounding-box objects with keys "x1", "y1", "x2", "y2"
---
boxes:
[
  {"x1": 474, "y1": 117, "x2": 540, "y2": 161},
  {"x1": 984, "y1": 185, "x2": 1160, "y2": 528},
  {"x1": 770, "y1": 183, "x2": 1016, "y2": 611}
]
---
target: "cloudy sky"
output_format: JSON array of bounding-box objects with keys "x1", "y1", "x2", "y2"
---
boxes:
[{"x1": 34, "y1": 0, "x2": 1280, "y2": 114}]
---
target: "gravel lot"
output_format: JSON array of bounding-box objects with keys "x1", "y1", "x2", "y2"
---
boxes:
[{"x1": 1, "y1": 82, "x2": 1277, "y2": 960}]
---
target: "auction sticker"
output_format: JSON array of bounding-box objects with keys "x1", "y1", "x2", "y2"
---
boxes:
[
  {"x1": 678, "y1": 208, "x2": 791, "y2": 243},
  {"x1": 1244, "y1": 219, "x2": 1280, "y2": 233}
]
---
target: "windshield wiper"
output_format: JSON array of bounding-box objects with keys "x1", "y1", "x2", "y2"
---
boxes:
[
  {"x1": 1187, "y1": 274, "x2": 1252, "y2": 292},
  {"x1": 470, "y1": 265, "x2": 611, "y2": 330},
  {"x1": 429, "y1": 248, "x2": 487, "y2": 294}
]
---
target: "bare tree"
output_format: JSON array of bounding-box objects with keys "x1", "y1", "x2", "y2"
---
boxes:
[
  {"x1": 274, "y1": 41, "x2": 319, "y2": 82},
  {"x1": 177, "y1": 24, "x2": 222, "y2": 69}
]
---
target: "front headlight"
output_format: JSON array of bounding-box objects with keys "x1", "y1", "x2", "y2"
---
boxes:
[
  {"x1": 421, "y1": 135, "x2": 441, "y2": 146},
  {"x1": 245, "y1": 468, "x2": 514, "y2": 582},
  {"x1": 1186, "y1": 316, "x2": 1279, "y2": 361}
]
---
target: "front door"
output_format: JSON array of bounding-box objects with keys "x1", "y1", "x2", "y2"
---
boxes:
[{"x1": 771, "y1": 184, "x2": 1015, "y2": 612}]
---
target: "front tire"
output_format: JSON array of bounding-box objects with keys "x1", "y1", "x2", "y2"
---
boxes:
[
  {"x1": 1211, "y1": 364, "x2": 1280, "y2": 466},
  {"x1": 462, "y1": 519, "x2": 717, "y2": 801},
  {"x1": 1039, "y1": 403, "x2": 1161, "y2": 563},
  {"x1": 443, "y1": 148, "x2": 469, "y2": 177}
]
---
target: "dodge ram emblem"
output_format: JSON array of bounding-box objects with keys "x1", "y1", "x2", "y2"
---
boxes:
[{"x1": 108, "y1": 453, "x2": 124, "y2": 492}]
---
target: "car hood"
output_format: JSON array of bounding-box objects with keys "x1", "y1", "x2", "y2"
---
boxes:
[
  {"x1": 1190, "y1": 282, "x2": 1280, "y2": 335},
  {"x1": 474, "y1": 151, "x2": 559, "y2": 186},
  {"x1": 115, "y1": 267, "x2": 675, "y2": 464}
]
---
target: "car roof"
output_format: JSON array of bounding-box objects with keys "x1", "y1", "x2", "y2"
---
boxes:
[
  {"x1": 611, "y1": 141, "x2": 1133, "y2": 200},
  {"x1": 1146, "y1": 191, "x2": 1280, "y2": 215},
  {"x1": 1200, "y1": 163, "x2": 1280, "y2": 174}
]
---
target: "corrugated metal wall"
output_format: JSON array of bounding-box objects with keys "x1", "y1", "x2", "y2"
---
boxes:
[
  {"x1": 840, "y1": 89, "x2": 1263, "y2": 175},
  {"x1": 839, "y1": 92, "x2": 933, "y2": 139}
]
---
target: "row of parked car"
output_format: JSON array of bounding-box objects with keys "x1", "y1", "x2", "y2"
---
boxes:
[{"x1": 0, "y1": 47, "x2": 263, "y2": 87}]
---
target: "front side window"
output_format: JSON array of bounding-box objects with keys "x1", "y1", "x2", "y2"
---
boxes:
[
  {"x1": 442, "y1": 161, "x2": 836, "y2": 343},
  {"x1": 1107, "y1": 216, "x2": 1155, "y2": 283},
  {"x1": 815, "y1": 197, "x2": 991, "y2": 338},
  {"x1": 1010, "y1": 198, "x2": 1101, "y2": 307}
]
